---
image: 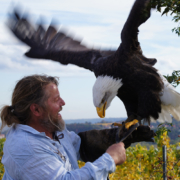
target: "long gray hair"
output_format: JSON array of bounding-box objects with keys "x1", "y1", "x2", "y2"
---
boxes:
[{"x1": 0, "y1": 74, "x2": 59, "y2": 131}]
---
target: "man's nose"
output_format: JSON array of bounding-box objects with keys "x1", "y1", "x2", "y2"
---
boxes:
[{"x1": 60, "y1": 98, "x2": 65, "y2": 106}]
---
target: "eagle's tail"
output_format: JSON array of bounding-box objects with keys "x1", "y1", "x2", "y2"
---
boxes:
[{"x1": 158, "y1": 72, "x2": 180, "y2": 122}]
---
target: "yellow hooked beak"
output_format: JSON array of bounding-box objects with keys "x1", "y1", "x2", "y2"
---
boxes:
[
  {"x1": 176, "y1": 77, "x2": 180, "y2": 82},
  {"x1": 96, "y1": 102, "x2": 107, "y2": 118}
]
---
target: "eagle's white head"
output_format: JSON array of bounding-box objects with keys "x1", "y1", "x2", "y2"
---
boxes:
[{"x1": 93, "y1": 75, "x2": 123, "y2": 118}]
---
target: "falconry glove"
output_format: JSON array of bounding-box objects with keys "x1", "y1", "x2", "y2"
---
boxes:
[{"x1": 78, "y1": 125, "x2": 155, "y2": 162}]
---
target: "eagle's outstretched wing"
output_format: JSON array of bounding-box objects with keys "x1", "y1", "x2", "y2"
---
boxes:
[
  {"x1": 8, "y1": 11, "x2": 115, "y2": 72},
  {"x1": 121, "y1": 0, "x2": 156, "y2": 66}
]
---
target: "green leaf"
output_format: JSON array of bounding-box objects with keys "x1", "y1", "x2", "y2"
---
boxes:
[{"x1": 162, "y1": 7, "x2": 170, "y2": 15}]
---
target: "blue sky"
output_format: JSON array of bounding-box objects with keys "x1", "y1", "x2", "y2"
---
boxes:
[{"x1": 1, "y1": 0, "x2": 180, "y2": 121}]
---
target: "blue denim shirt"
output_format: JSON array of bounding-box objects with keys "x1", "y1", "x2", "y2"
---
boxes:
[{"x1": 2, "y1": 124, "x2": 116, "y2": 180}]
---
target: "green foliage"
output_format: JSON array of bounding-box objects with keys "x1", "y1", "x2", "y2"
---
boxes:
[
  {"x1": 151, "y1": 0, "x2": 180, "y2": 36},
  {"x1": 0, "y1": 138, "x2": 5, "y2": 179},
  {"x1": 163, "y1": 70, "x2": 180, "y2": 87},
  {"x1": 156, "y1": 122, "x2": 173, "y2": 137}
]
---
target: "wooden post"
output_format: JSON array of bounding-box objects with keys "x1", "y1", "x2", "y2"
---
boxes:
[{"x1": 163, "y1": 145, "x2": 167, "y2": 180}]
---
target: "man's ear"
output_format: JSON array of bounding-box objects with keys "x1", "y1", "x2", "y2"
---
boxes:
[{"x1": 30, "y1": 104, "x2": 43, "y2": 117}]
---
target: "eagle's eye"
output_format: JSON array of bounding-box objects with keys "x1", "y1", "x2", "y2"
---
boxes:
[
  {"x1": 101, "y1": 92, "x2": 109, "y2": 104},
  {"x1": 101, "y1": 99, "x2": 105, "y2": 104}
]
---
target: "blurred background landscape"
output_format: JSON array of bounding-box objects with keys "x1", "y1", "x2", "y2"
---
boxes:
[{"x1": 1, "y1": 117, "x2": 180, "y2": 148}]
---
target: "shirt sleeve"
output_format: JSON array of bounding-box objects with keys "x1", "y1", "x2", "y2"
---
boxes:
[
  {"x1": 67, "y1": 130, "x2": 81, "y2": 159},
  {"x1": 19, "y1": 151, "x2": 116, "y2": 180}
]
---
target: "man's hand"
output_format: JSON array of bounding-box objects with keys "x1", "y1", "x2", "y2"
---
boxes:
[{"x1": 106, "y1": 142, "x2": 126, "y2": 165}]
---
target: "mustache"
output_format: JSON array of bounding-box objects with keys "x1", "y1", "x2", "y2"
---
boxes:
[{"x1": 59, "y1": 107, "x2": 62, "y2": 112}]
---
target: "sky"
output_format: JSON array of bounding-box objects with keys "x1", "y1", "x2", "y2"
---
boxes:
[{"x1": 0, "y1": 0, "x2": 180, "y2": 121}]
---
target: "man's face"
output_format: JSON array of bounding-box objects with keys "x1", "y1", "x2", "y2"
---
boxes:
[{"x1": 41, "y1": 83, "x2": 66, "y2": 132}]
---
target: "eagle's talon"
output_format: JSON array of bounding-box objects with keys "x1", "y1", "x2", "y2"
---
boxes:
[
  {"x1": 112, "y1": 122, "x2": 122, "y2": 127},
  {"x1": 125, "y1": 119, "x2": 139, "y2": 130}
]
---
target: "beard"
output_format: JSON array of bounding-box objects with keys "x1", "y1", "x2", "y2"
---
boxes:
[{"x1": 40, "y1": 113, "x2": 65, "y2": 133}]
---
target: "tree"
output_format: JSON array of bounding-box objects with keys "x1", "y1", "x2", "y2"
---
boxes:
[
  {"x1": 164, "y1": 70, "x2": 180, "y2": 87},
  {"x1": 151, "y1": 0, "x2": 180, "y2": 36}
]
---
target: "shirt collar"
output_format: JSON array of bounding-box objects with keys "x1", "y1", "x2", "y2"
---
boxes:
[
  {"x1": 13, "y1": 124, "x2": 66, "y2": 138},
  {"x1": 14, "y1": 124, "x2": 48, "y2": 137}
]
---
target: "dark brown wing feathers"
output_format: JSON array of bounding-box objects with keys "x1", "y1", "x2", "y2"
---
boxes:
[
  {"x1": 8, "y1": 1, "x2": 163, "y2": 122},
  {"x1": 121, "y1": 0, "x2": 156, "y2": 65},
  {"x1": 8, "y1": 10, "x2": 116, "y2": 72}
]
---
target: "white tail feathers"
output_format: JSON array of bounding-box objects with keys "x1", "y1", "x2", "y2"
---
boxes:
[
  {"x1": 160, "y1": 73, "x2": 180, "y2": 106},
  {"x1": 157, "y1": 72, "x2": 180, "y2": 122},
  {"x1": 150, "y1": 105, "x2": 180, "y2": 123}
]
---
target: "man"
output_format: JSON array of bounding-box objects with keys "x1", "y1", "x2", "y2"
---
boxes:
[{"x1": 0, "y1": 74, "x2": 155, "y2": 180}]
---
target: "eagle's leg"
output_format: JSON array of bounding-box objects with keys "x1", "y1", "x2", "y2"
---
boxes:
[
  {"x1": 112, "y1": 115, "x2": 140, "y2": 129},
  {"x1": 116, "y1": 115, "x2": 143, "y2": 142},
  {"x1": 111, "y1": 122, "x2": 122, "y2": 127},
  {"x1": 123, "y1": 115, "x2": 143, "y2": 129},
  {"x1": 125, "y1": 119, "x2": 139, "y2": 129}
]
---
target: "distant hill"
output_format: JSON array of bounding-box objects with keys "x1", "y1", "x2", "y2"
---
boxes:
[{"x1": 64, "y1": 117, "x2": 126, "y2": 124}]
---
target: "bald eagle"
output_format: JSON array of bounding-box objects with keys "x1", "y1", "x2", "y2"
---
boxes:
[{"x1": 8, "y1": 0, "x2": 180, "y2": 139}]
